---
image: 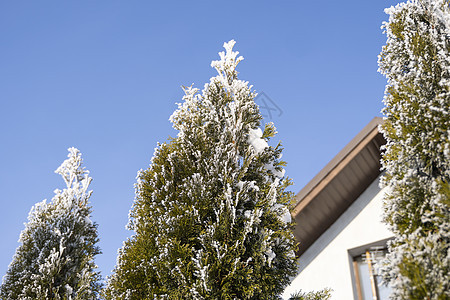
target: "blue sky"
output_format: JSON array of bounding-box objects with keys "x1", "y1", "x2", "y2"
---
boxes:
[{"x1": 0, "y1": 1, "x2": 398, "y2": 281}]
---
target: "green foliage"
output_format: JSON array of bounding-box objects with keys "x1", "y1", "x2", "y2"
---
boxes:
[
  {"x1": 103, "y1": 41, "x2": 297, "y2": 299},
  {"x1": 288, "y1": 288, "x2": 332, "y2": 300},
  {"x1": 0, "y1": 148, "x2": 102, "y2": 300},
  {"x1": 378, "y1": 0, "x2": 450, "y2": 299}
]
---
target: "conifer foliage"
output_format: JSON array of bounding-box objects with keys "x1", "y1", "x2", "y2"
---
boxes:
[
  {"x1": 288, "y1": 288, "x2": 332, "y2": 300},
  {"x1": 379, "y1": 1, "x2": 450, "y2": 299},
  {"x1": 0, "y1": 148, "x2": 102, "y2": 299},
  {"x1": 104, "y1": 40, "x2": 297, "y2": 299}
]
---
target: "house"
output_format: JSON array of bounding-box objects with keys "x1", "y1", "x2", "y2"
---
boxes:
[{"x1": 283, "y1": 117, "x2": 394, "y2": 300}]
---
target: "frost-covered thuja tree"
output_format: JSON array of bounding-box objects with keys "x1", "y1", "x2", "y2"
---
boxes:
[
  {"x1": 104, "y1": 40, "x2": 297, "y2": 299},
  {"x1": 378, "y1": 0, "x2": 450, "y2": 299},
  {"x1": 0, "y1": 148, "x2": 102, "y2": 300}
]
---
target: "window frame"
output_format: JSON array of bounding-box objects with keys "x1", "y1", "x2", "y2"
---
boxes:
[{"x1": 348, "y1": 238, "x2": 392, "y2": 300}]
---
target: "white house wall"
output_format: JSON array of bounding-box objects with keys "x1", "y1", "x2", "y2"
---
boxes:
[{"x1": 283, "y1": 176, "x2": 393, "y2": 300}]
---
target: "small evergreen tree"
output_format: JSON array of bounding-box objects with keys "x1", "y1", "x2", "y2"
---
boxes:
[
  {"x1": 0, "y1": 148, "x2": 102, "y2": 299},
  {"x1": 378, "y1": 0, "x2": 450, "y2": 299},
  {"x1": 288, "y1": 288, "x2": 332, "y2": 300},
  {"x1": 104, "y1": 40, "x2": 297, "y2": 299}
]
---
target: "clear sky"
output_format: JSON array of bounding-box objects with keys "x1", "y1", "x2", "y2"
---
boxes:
[{"x1": 0, "y1": 1, "x2": 398, "y2": 282}]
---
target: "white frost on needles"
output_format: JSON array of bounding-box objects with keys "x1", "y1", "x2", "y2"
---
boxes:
[
  {"x1": 211, "y1": 40, "x2": 243, "y2": 86},
  {"x1": 105, "y1": 40, "x2": 297, "y2": 298},
  {"x1": 264, "y1": 162, "x2": 286, "y2": 179},
  {"x1": 273, "y1": 203, "x2": 292, "y2": 224},
  {"x1": 0, "y1": 147, "x2": 101, "y2": 299},
  {"x1": 247, "y1": 128, "x2": 268, "y2": 154},
  {"x1": 265, "y1": 247, "x2": 276, "y2": 266},
  {"x1": 377, "y1": 1, "x2": 450, "y2": 298}
]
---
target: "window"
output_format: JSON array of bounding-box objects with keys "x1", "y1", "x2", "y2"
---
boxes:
[{"x1": 349, "y1": 240, "x2": 392, "y2": 300}]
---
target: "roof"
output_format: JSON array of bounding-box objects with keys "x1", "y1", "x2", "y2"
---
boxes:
[{"x1": 292, "y1": 117, "x2": 386, "y2": 256}]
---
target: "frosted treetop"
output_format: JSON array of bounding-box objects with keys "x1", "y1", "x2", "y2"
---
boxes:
[
  {"x1": 55, "y1": 147, "x2": 87, "y2": 188},
  {"x1": 211, "y1": 40, "x2": 244, "y2": 85},
  {"x1": 170, "y1": 40, "x2": 253, "y2": 132}
]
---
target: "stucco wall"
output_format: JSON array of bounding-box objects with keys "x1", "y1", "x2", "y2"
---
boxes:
[{"x1": 283, "y1": 176, "x2": 393, "y2": 300}]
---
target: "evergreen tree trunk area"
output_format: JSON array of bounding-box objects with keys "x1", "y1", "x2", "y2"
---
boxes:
[
  {"x1": 378, "y1": 0, "x2": 450, "y2": 299},
  {"x1": 104, "y1": 41, "x2": 297, "y2": 299},
  {"x1": 0, "y1": 148, "x2": 102, "y2": 300}
]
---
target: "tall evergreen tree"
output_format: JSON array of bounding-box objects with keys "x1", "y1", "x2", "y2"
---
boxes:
[
  {"x1": 378, "y1": 0, "x2": 450, "y2": 299},
  {"x1": 1, "y1": 148, "x2": 102, "y2": 300},
  {"x1": 104, "y1": 40, "x2": 297, "y2": 299}
]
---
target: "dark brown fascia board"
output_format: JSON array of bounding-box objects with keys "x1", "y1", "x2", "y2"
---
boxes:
[{"x1": 292, "y1": 117, "x2": 384, "y2": 217}]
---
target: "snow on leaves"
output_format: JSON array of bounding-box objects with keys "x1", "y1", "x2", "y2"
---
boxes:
[
  {"x1": 248, "y1": 128, "x2": 268, "y2": 154},
  {"x1": 105, "y1": 40, "x2": 296, "y2": 299},
  {"x1": 0, "y1": 148, "x2": 101, "y2": 300},
  {"x1": 211, "y1": 40, "x2": 244, "y2": 87},
  {"x1": 379, "y1": 1, "x2": 450, "y2": 299}
]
